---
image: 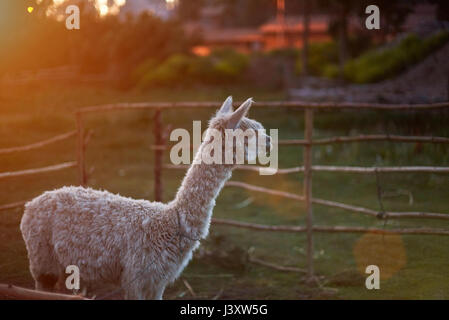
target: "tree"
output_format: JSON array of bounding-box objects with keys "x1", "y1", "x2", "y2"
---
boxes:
[
  {"x1": 318, "y1": 0, "x2": 361, "y2": 79},
  {"x1": 217, "y1": 0, "x2": 276, "y2": 28},
  {"x1": 429, "y1": 0, "x2": 449, "y2": 22},
  {"x1": 302, "y1": 0, "x2": 311, "y2": 76},
  {"x1": 357, "y1": 0, "x2": 413, "y2": 42},
  {"x1": 317, "y1": 0, "x2": 414, "y2": 80},
  {"x1": 176, "y1": 0, "x2": 205, "y2": 22},
  {"x1": 0, "y1": 0, "x2": 192, "y2": 89}
]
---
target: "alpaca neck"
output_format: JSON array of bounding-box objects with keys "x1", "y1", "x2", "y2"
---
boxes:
[{"x1": 172, "y1": 148, "x2": 233, "y2": 239}]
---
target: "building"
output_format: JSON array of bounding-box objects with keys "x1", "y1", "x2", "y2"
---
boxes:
[
  {"x1": 189, "y1": 15, "x2": 332, "y2": 55},
  {"x1": 260, "y1": 15, "x2": 330, "y2": 51}
]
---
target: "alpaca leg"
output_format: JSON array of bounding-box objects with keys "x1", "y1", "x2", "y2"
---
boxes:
[
  {"x1": 125, "y1": 284, "x2": 147, "y2": 300},
  {"x1": 31, "y1": 258, "x2": 59, "y2": 291},
  {"x1": 55, "y1": 271, "x2": 72, "y2": 293},
  {"x1": 25, "y1": 230, "x2": 60, "y2": 292},
  {"x1": 55, "y1": 274, "x2": 64, "y2": 292},
  {"x1": 122, "y1": 285, "x2": 134, "y2": 300},
  {"x1": 154, "y1": 285, "x2": 165, "y2": 300},
  {"x1": 140, "y1": 288, "x2": 161, "y2": 300},
  {"x1": 35, "y1": 273, "x2": 58, "y2": 292},
  {"x1": 141, "y1": 282, "x2": 165, "y2": 300},
  {"x1": 122, "y1": 275, "x2": 143, "y2": 300},
  {"x1": 127, "y1": 281, "x2": 163, "y2": 300},
  {"x1": 139, "y1": 282, "x2": 156, "y2": 300}
]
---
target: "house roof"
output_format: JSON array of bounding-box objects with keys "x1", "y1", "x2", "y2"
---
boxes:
[
  {"x1": 260, "y1": 15, "x2": 329, "y2": 33},
  {"x1": 202, "y1": 28, "x2": 262, "y2": 43}
]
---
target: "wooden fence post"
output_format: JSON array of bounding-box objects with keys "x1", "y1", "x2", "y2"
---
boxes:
[
  {"x1": 153, "y1": 109, "x2": 163, "y2": 202},
  {"x1": 76, "y1": 112, "x2": 87, "y2": 186},
  {"x1": 304, "y1": 108, "x2": 314, "y2": 279}
]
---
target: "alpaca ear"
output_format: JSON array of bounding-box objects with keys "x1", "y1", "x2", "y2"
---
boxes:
[
  {"x1": 227, "y1": 98, "x2": 253, "y2": 129},
  {"x1": 218, "y1": 96, "x2": 233, "y2": 114}
]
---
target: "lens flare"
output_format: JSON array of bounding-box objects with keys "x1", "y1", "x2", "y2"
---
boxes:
[
  {"x1": 353, "y1": 232, "x2": 406, "y2": 280},
  {"x1": 99, "y1": 4, "x2": 109, "y2": 16}
]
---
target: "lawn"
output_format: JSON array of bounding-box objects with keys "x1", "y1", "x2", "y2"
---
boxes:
[{"x1": 1, "y1": 83, "x2": 448, "y2": 299}]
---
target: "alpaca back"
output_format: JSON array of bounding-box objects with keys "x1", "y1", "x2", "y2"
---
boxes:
[{"x1": 21, "y1": 186, "x2": 173, "y2": 289}]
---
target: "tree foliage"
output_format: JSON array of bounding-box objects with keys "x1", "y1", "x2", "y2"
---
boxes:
[{"x1": 0, "y1": 0, "x2": 191, "y2": 85}]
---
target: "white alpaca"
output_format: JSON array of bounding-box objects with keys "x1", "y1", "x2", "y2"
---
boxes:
[{"x1": 20, "y1": 97, "x2": 271, "y2": 300}]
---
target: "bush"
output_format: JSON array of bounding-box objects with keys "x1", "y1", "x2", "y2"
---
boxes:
[
  {"x1": 266, "y1": 48, "x2": 300, "y2": 60},
  {"x1": 322, "y1": 64, "x2": 340, "y2": 79},
  {"x1": 132, "y1": 58, "x2": 158, "y2": 82},
  {"x1": 295, "y1": 36, "x2": 371, "y2": 77},
  {"x1": 210, "y1": 49, "x2": 249, "y2": 82},
  {"x1": 136, "y1": 48, "x2": 250, "y2": 88},
  {"x1": 139, "y1": 54, "x2": 193, "y2": 87},
  {"x1": 295, "y1": 41, "x2": 339, "y2": 76},
  {"x1": 342, "y1": 31, "x2": 449, "y2": 83},
  {"x1": 187, "y1": 57, "x2": 216, "y2": 82}
]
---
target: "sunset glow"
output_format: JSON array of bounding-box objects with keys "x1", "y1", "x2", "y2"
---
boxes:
[
  {"x1": 44, "y1": 0, "x2": 128, "y2": 17},
  {"x1": 39, "y1": 0, "x2": 179, "y2": 17},
  {"x1": 95, "y1": 0, "x2": 123, "y2": 16},
  {"x1": 166, "y1": 0, "x2": 177, "y2": 10}
]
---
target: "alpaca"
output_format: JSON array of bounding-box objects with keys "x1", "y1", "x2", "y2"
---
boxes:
[{"x1": 20, "y1": 96, "x2": 271, "y2": 300}]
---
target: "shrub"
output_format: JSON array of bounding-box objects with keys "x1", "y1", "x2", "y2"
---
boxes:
[
  {"x1": 132, "y1": 58, "x2": 157, "y2": 82},
  {"x1": 295, "y1": 41, "x2": 339, "y2": 76},
  {"x1": 139, "y1": 54, "x2": 193, "y2": 87},
  {"x1": 136, "y1": 48, "x2": 250, "y2": 88},
  {"x1": 343, "y1": 31, "x2": 449, "y2": 83},
  {"x1": 187, "y1": 57, "x2": 216, "y2": 82},
  {"x1": 210, "y1": 48, "x2": 250, "y2": 79},
  {"x1": 322, "y1": 64, "x2": 340, "y2": 79},
  {"x1": 266, "y1": 48, "x2": 300, "y2": 60}
]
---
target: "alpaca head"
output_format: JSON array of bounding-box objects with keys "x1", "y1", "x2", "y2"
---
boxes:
[{"x1": 201, "y1": 96, "x2": 272, "y2": 165}]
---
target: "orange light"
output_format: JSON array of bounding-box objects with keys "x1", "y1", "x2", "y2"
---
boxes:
[
  {"x1": 192, "y1": 46, "x2": 211, "y2": 57},
  {"x1": 353, "y1": 232, "x2": 406, "y2": 280},
  {"x1": 27, "y1": 6, "x2": 34, "y2": 13}
]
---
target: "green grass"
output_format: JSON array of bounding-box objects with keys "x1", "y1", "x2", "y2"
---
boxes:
[{"x1": 1, "y1": 83, "x2": 449, "y2": 299}]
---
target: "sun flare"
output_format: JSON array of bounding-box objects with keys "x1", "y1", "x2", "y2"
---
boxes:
[{"x1": 44, "y1": 0, "x2": 129, "y2": 17}]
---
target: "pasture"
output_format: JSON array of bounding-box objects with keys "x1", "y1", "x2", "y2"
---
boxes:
[{"x1": 1, "y1": 83, "x2": 449, "y2": 299}]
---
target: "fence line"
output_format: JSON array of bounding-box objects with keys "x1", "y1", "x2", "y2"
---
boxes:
[
  {"x1": 278, "y1": 134, "x2": 449, "y2": 145},
  {"x1": 161, "y1": 134, "x2": 449, "y2": 149},
  {"x1": 0, "y1": 284, "x2": 88, "y2": 300},
  {"x1": 0, "y1": 131, "x2": 76, "y2": 155},
  {"x1": 2, "y1": 101, "x2": 449, "y2": 283},
  {"x1": 77, "y1": 101, "x2": 449, "y2": 113},
  {"x1": 48, "y1": 102, "x2": 449, "y2": 280},
  {"x1": 74, "y1": 100, "x2": 449, "y2": 280},
  {"x1": 225, "y1": 181, "x2": 449, "y2": 221},
  {"x1": 0, "y1": 129, "x2": 79, "y2": 214},
  {"x1": 0, "y1": 200, "x2": 27, "y2": 212},
  {"x1": 76, "y1": 113, "x2": 86, "y2": 186},
  {"x1": 303, "y1": 109, "x2": 314, "y2": 277},
  {"x1": 309, "y1": 165, "x2": 449, "y2": 174},
  {"x1": 153, "y1": 109, "x2": 163, "y2": 201},
  {"x1": 212, "y1": 218, "x2": 449, "y2": 236},
  {"x1": 0, "y1": 162, "x2": 77, "y2": 180},
  {"x1": 165, "y1": 163, "x2": 449, "y2": 175}
]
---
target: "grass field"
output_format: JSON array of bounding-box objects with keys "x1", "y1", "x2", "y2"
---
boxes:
[{"x1": 1, "y1": 83, "x2": 448, "y2": 299}]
